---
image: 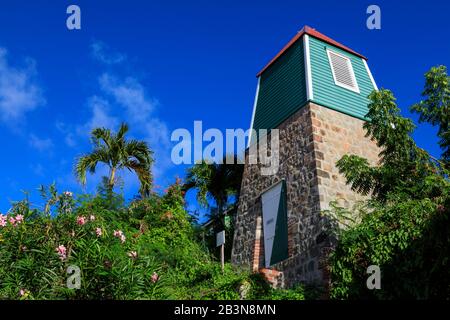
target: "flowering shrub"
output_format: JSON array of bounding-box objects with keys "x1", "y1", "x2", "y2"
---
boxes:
[
  {"x1": 0, "y1": 182, "x2": 191, "y2": 299},
  {"x1": 0, "y1": 181, "x2": 306, "y2": 300}
]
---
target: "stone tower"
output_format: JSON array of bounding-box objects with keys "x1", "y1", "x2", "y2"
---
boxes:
[{"x1": 231, "y1": 26, "x2": 380, "y2": 289}]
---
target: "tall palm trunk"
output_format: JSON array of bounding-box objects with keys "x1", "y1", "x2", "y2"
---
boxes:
[
  {"x1": 106, "y1": 167, "x2": 117, "y2": 201},
  {"x1": 109, "y1": 167, "x2": 116, "y2": 189}
]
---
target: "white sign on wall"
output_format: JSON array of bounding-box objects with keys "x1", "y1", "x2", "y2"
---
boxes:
[{"x1": 261, "y1": 182, "x2": 283, "y2": 267}]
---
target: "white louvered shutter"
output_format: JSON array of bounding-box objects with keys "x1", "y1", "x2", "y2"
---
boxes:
[{"x1": 327, "y1": 50, "x2": 359, "y2": 93}]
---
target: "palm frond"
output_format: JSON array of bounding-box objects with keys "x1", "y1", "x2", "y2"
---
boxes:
[
  {"x1": 75, "y1": 148, "x2": 109, "y2": 185},
  {"x1": 127, "y1": 160, "x2": 152, "y2": 197},
  {"x1": 75, "y1": 122, "x2": 154, "y2": 196},
  {"x1": 125, "y1": 139, "x2": 154, "y2": 166},
  {"x1": 91, "y1": 127, "x2": 112, "y2": 149},
  {"x1": 116, "y1": 122, "x2": 129, "y2": 141}
]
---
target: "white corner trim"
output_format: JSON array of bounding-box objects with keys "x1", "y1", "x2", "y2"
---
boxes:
[
  {"x1": 303, "y1": 34, "x2": 314, "y2": 100},
  {"x1": 362, "y1": 59, "x2": 378, "y2": 91},
  {"x1": 247, "y1": 76, "x2": 261, "y2": 147}
]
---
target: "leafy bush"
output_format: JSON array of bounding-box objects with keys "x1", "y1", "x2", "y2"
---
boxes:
[
  {"x1": 328, "y1": 67, "x2": 450, "y2": 299},
  {"x1": 328, "y1": 195, "x2": 449, "y2": 299},
  {"x1": 0, "y1": 181, "x2": 306, "y2": 300}
]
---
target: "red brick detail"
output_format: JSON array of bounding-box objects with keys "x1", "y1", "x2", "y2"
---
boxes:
[
  {"x1": 252, "y1": 238, "x2": 262, "y2": 272},
  {"x1": 252, "y1": 216, "x2": 264, "y2": 272},
  {"x1": 259, "y1": 268, "x2": 283, "y2": 287}
]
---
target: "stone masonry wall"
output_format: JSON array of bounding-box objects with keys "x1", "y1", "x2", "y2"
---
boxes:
[
  {"x1": 309, "y1": 103, "x2": 379, "y2": 211},
  {"x1": 232, "y1": 103, "x2": 322, "y2": 286},
  {"x1": 231, "y1": 102, "x2": 380, "y2": 290}
]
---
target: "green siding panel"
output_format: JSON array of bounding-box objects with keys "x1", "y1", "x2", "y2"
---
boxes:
[
  {"x1": 252, "y1": 41, "x2": 307, "y2": 131},
  {"x1": 309, "y1": 37, "x2": 375, "y2": 120}
]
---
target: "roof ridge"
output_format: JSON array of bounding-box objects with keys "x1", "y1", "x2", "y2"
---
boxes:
[{"x1": 256, "y1": 26, "x2": 367, "y2": 77}]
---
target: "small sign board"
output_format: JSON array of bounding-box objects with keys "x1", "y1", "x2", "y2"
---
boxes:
[{"x1": 216, "y1": 230, "x2": 225, "y2": 247}]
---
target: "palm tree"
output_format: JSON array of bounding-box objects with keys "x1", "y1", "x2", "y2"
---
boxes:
[
  {"x1": 75, "y1": 123, "x2": 154, "y2": 198},
  {"x1": 184, "y1": 155, "x2": 244, "y2": 229}
]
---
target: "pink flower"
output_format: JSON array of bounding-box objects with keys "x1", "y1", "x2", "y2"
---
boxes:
[
  {"x1": 113, "y1": 230, "x2": 126, "y2": 243},
  {"x1": 76, "y1": 216, "x2": 86, "y2": 226},
  {"x1": 95, "y1": 227, "x2": 102, "y2": 237},
  {"x1": 7, "y1": 215, "x2": 24, "y2": 227},
  {"x1": 56, "y1": 245, "x2": 67, "y2": 261},
  {"x1": 15, "y1": 214, "x2": 24, "y2": 224},
  {"x1": 0, "y1": 215, "x2": 7, "y2": 227},
  {"x1": 56, "y1": 245, "x2": 67, "y2": 256},
  {"x1": 19, "y1": 289, "x2": 29, "y2": 297},
  {"x1": 151, "y1": 272, "x2": 159, "y2": 283},
  {"x1": 89, "y1": 215, "x2": 95, "y2": 221},
  {"x1": 63, "y1": 191, "x2": 73, "y2": 197},
  {"x1": 128, "y1": 251, "x2": 138, "y2": 259}
]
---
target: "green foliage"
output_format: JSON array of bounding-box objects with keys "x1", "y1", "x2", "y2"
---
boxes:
[
  {"x1": 75, "y1": 122, "x2": 154, "y2": 198},
  {"x1": 329, "y1": 195, "x2": 449, "y2": 299},
  {"x1": 411, "y1": 65, "x2": 450, "y2": 163},
  {"x1": 184, "y1": 155, "x2": 244, "y2": 259},
  {"x1": 0, "y1": 119, "x2": 305, "y2": 300},
  {"x1": 0, "y1": 191, "x2": 166, "y2": 299},
  {"x1": 330, "y1": 66, "x2": 450, "y2": 299},
  {"x1": 0, "y1": 181, "x2": 304, "y2": 300},
  {"x1": 337, "y1": 89, "x2": 441, "y2": 201},
  {"x1": 184, "y1": 155, "x2": 244, "y2": 214},
  {"x1": 183, "y1": 264, "x2": 306, "y2": 300}
]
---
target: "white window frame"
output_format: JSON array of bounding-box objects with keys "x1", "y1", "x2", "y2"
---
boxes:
[{"x1": 326, "y1": 49, "x2": 360, "y2": 94}]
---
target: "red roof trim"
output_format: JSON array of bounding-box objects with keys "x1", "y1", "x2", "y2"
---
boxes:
[{"x1": 256, "y1": 26, "x2": 367, "y2": 77}]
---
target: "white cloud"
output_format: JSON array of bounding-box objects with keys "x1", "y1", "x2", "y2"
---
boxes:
[
  {"x1": 99, "y1": 73, "x2": 158, "y2": 124},
  {"x1": 77, "y1": 96, "x2": 119, "y2": 136},
  {"x1": 71, "y1": 67, "x2": 171, "y2": 177},
  {"x1": 142, "y1": 119, "x2": 172, "y2": 179},
  {"x1": 86, "y1": 96, "x2": 119, "y2": 130},
  {"x1": 91, "y1": 41, "x2": 126, "y2": 65},
  {"x1": 30, "y1": 163, "x2": 45, "y2": 177},
  {"x1": 56, "y1": 94, "x2": 121, "y2": 148},
  {"x1": 64, "y1": 133, "x2": 76, "y2": 147},
  {"x1": 97, "y1": 73, "x2": 171, "y2": 179},
  {"x1": 61, "y1": 41, "x2": 172, "y2": 191},
  {"x1": 55, "y1": 121, "x2": 77, "y2": 147},
  {"x1": 0, "y1": 48, "x2": 45, "y2": 124},
  {"x1": 29, "y1": 134, "x2": 53, "y2": 152},
  {"x1": 144, "y1": 118, "x2": 170, "y2": 149}
]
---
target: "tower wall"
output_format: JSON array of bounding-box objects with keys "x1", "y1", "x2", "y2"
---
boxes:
[{"x1": 231, "y1": 102, "x2": 379, "y2": 289}]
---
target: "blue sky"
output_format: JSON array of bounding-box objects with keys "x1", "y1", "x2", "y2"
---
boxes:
[{"x1": 0, "y1": 0, "x2": 449, "y2": 214}]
